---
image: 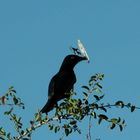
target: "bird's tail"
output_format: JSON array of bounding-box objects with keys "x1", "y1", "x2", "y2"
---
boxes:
[{"x1": 40, "y1": 100, "x2": 55, "y2": 114}]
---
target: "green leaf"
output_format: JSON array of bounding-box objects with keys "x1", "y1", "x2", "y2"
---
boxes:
[
  {"x1": 30, "y1": 121, "x2": 34, "y2": 125},
  {"x1": 77, "y1": 99, "x2": 82, "y2": 106},
  {"x1": 91, "y1": 112, "x2": 95, "y2": 116},
  {"x1": 11, "y1": 89, "x2": 16, "y2": 93},
  {"x1": 34, "y1": 113, "x2": 41, "y2": 122},
  {"x1": 13, "y1": 97, "x2": 18, "y2": 105},
  {"x1": 0, "y1": 127, "x2": 6, "y2": 136},
  {"x1": 96, "y1": 83, "x2": 102, "y2": 89},
  {"x1": 91, "y1": 103, "x2": 98, "y2": 109},
  {"x1": 69, "y1": 127, "x2": 73, "y2": 134},
  {"x1": 117, "y1": 117, "x2": 121, "y2": 123},
  {"x1": 122, "y1": 120, "x2": 125, "y2": 124},
  {"x1": 9, "y1": 86, "x2": 14, "y2": 90},
  {"x1": 115, "y1": 101, "x2": 124, "y2": 108},
  {"x1": 98, "y1": 114, "x2": 108, "y2": 120},
  {"x1": 0, "y1": 137, "x2": 5, "y2": 140},
  {"x1": 94, "y1": 88, "x2": 102, "y2": 93},
  {"x1": 91, "y1": 112, "x2": 97, "y2": 118},
  {"x1": 27, "y1": 133, "x2": 31, "y2": 138},
  {"x1": 65, "y1": 128, "x2": 69, "y2": 136},
  {"x1": 99, "y1": 106, "x2": 107, "y2": 112},
  {"x1": 70, "y1": 121, "x2": 77, "y2": 125},
  {"x1": 85, "y1": 100, "x2": 88, "y2": 105},
  {"x1": 90, "y1": 75, "x2": 97, "y2": 82},
  {"x1": 91, "y1": 75, "x2": 96, "y2": 79},
  {"x1": 7, "y1": 133, "x2": 11, "y2": 139},
  {"x1": 98, "y1": 118, "x2": 102, "y2": 125},
  {"x1": 54, "y1": 126, "x2": 60, "y2": 133},
  {"x1": 82, "y1": 86, "x2": 90, "y2": 91},
  {"x1": 94, "y1": 95, "x2": 100, "y2": 101},
  {"x1": 22, "y1": 138, "x2": 29, "y2": 140},
  {"x1": 99, "y1": 95, "x2": 104, "y2": 99},
  {"x1": 127, "y1": 103, "x2": 131, "y2": 107},
  {"x1": 110, "y1": 118, "x2": 118, "y2": 124},
  {"x1": 98, "y1": 114, "x2": 108, "y2": 124},
  {"x1": 21, "y1": 130, "x2": 24, "y2": 135},
  {"x1": 119, "y1": 125, "x2": 123, "y2": 131},
  {"x1": 4, "y1": 108, "x2": 13, "y2": 115},
  {"x1": 110, "y1": 123, "x2": 116, "y2": 129},
  {"x1": 99, "y1": 74, "x2": 104, "y2": 80},
  {"x1": 131, "y1": 106, "x2": 135, "y2": 112},
  {"x1": 48, "y1": 124, "x2": 54, "y2": 130},
  {"x1": 83, "y1": 92, "x2": 88, "y2": 98}
]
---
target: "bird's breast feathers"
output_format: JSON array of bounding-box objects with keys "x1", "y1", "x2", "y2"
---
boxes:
[{"x1": 48, "y1": 71, "x2": 76, "y2": 100}]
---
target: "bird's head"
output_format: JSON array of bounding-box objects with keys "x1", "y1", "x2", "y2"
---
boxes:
[{"x1": 59, "y1": 55, "x2": 87, "y2": 71}]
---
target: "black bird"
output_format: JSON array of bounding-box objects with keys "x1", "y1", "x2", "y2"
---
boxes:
[{"x1": 41, "y1": 54, "x2": 87, "y2": 114}]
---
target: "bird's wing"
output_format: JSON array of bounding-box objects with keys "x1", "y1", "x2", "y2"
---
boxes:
[
  {"x1": 47, "y1": 75, "x2": 56, "y2": 100},
  {"x1": 48, "y1": 71, "x2": 76, "y2": 101}
]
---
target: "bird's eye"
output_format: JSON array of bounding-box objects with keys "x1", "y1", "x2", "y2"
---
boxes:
[{"x1": 71, "y1": 56, "x2": 75, "y2": 59}]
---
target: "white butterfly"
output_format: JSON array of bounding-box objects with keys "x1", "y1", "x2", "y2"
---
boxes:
[{"x1": 77, "y1": 40, "x2": 90, "y2": 62}]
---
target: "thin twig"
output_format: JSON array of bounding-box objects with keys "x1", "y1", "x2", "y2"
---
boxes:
[
  {"x1": 16, "y1": 114, "x2": 71, "y2": 140},
  {"x1": 87, "y1": 115, "x2": 92, "y2": 140}
]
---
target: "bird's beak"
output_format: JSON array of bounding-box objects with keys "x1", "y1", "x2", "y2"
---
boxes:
[
  {"x1": 81, "y1": 56, "x2": 90, "y2": 63},
  {"x1": 86, "y1": 58, "x2": 90, "y2": 63},
  {"x1": 85, "y1": 54, "x2": 90, "y2": 63}
]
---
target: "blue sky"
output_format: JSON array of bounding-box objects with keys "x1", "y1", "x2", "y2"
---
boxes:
[{"x1": 0, "y1": 0, "x2": 140, "y2": 139}]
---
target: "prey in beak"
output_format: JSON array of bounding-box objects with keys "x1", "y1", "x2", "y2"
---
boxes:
[{"x1": 70, "y1": 40, "x2": 90, "y2": 63}]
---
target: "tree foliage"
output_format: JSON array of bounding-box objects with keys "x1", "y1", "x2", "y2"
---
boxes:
[{"x1": 0, "y1": 73, "x2": 139, "y2": 140}]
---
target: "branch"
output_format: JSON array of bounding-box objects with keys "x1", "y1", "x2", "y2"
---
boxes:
[
  {"x1": 16, "y1": 113, "x2": 75, "y2": 140},
  {"x1": 87, "y1": 116, "x2": 92, "y2": 140}
]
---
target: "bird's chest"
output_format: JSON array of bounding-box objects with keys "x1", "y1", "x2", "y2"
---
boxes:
[
  {"x1": 61, "y1": 71, "x2": 76, "y2": 86},
  {"x1": 55, "y1": 71, "x2": 76, "y2": 95}
]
